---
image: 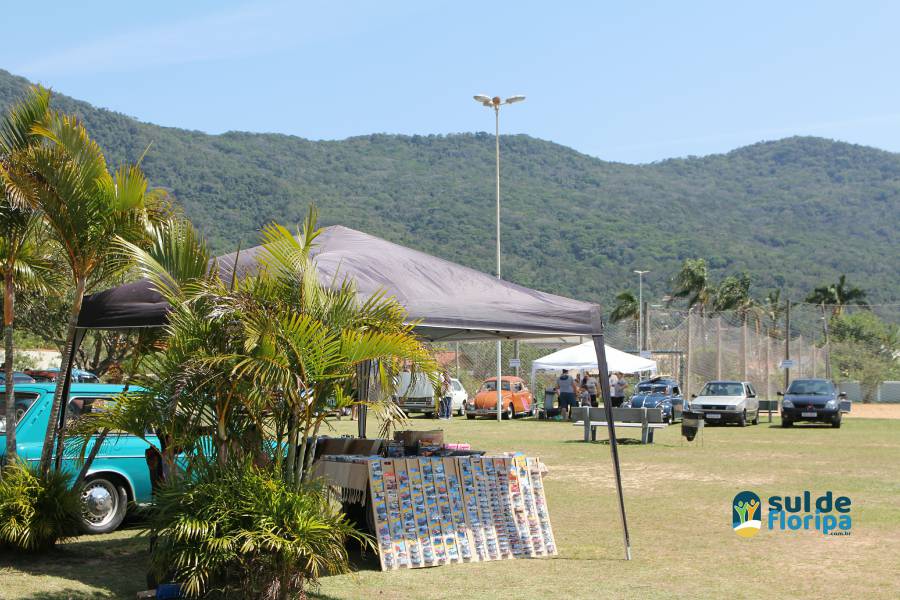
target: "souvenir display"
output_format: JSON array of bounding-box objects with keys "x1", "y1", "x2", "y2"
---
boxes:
[
  {"x1": 361, "y1": 454, "x2": 556, "y2": 571},
  {"x1": 419, "y1": 457, "x2": 449, "y2": 564},
  {"x1": 392, "y1": 460, "x2": 423, "y2": 567},
  {"x1": 527, "y1": 457, "x2": 557, "y2": 555},
  {"x1": 367, "y1": 459, "x2": 397, "y2": 570}
]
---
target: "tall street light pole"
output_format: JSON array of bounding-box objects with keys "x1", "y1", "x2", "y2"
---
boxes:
[
  {"x1": 634, "y1": 270, "x2": 649, "y2": 352},
  {"x1": 474, "y1": 93, "x2": 525, "y2": 422}
]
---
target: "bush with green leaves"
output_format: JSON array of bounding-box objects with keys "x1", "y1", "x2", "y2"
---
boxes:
[
  {"x1": 148, "y1": 461, "x2": 369, "y2": 599},
  {"x1": 0, "y1": 461, "x2": 82, "y2": 551}
]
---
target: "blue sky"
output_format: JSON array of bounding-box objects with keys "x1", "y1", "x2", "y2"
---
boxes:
[{"x1": 4, "y1": 0, "x2": 900, "y2": 163}]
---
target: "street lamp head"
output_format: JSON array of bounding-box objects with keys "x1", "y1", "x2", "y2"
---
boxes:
[
  {"x1": 473, "y1": 94, "x2": 492, "y2": 103},
  {"x1": 634, "y1": 270, "x2": 650, "y2": 275},
  {"x1": 504, "y1": 95, "x2": 526, "y2": 104}
]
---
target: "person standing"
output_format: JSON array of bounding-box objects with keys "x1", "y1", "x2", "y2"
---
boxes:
[
  {"x1": 438, "y1": 371, "x2": 452, "y2": 419},
  {"x1": 583, "y1": 373, "x2": 599, "y2": 407},
  {"x1": 609, "y1": 371, "x2": 627, "y2": 407},
  {"x1": 556, "y1": 369, "x2": 576, "y2": 419}
]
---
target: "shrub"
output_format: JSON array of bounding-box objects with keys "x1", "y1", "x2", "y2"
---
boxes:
[
  {"x1": 0, "y1": 462, "x2": 83, "y2": 551},
  {"x1": 148, "y1": 461, "x2": 370, "y2": 599}
]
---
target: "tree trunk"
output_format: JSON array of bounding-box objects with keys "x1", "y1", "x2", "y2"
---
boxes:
[
  {"x1": 4, "y1": 271, "x2": 16, "y2": 461},
  {"x1": 74, "y1": 428, "x2": 109, "y2": 487},
  {"x1": 285, "y1": 408, "x2": 298, "y2": 486},
  {"x1": 39, "y1": 275, "x2": 86, "y2": 475}
]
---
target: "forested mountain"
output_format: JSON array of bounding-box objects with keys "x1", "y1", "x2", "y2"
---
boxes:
[{"x1": 2, "y1": 69, "x2": 898, "y2": 306}]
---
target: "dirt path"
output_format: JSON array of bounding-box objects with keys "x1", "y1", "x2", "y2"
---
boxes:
[{"x1": 844, "y1": 403, "x2": 900, "y2": 419}]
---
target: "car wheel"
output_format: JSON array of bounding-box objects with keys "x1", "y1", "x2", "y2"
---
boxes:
[
  {"x1": 739, "y1": 410, "x2": 747, "y2": 427},
  {"x1": 466, "y1": 414, "x2": 476, "y2": 420},
  {"x1": 80, "y1": 476, "x2": 127, "y2": 534},
  {"x1": 782, "y1": 418, "x2": 793, "y2": 428},
  {"x1": 751, "y1": 412, "x2": 759, "y2": 425},
  {"x1": 456, "y1": 406, "x2": 463, "y2": 417},
  {"x1": 424, "y1": 411, "x2": 435, "y2": 419},
  {"x1": 504, "y1": 405, "x2": 514, "y2": 420},
  {"x1": 832, "y1": 415, "x2": 842, "y2": 428}
]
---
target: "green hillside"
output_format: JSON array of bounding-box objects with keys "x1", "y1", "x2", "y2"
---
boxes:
[{"x1": 2, "y1": 69, "x2": 898, "y2": 305}]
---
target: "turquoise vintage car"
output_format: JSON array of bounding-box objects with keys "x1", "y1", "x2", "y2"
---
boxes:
[{"x1": 0, "y1": 383, "x2": 156, "y2": 533}]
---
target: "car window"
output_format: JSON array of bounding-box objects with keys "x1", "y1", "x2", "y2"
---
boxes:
[
  {"x1": 786, "y1": 380, "x2": 833, "y2": 395},
  {"x1": 672, "y1": 386, "x2": 680, "y2": 396},
  {"x1": 66, "y1": 396, "x2": 115, "y2": 420},
  {"x1": 481, "y1": 381, "x2": 511, "y2": 392},
  {"x1": 452, "y1": 381, "x2": 462, "y2": 391},
  {"x1": 700, "y1": 382, "x2": 744, "y2": 396},
  {"x1": 514, "y1": 383, "x2": 523, "y2": 392},
  {"x1": 0, "y1": 392, "x2": 40, "y2": 431},
  {"x1": 746, "y1": 384, "x2": 756, "y2": 398}
]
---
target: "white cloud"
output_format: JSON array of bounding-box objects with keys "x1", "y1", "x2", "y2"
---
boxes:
[{"x1": 14, "y1": 2, "x2": 314, "y2": 76}]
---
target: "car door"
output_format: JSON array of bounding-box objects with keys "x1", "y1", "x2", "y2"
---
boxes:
[
  {"x1": 450, "y1": 379, "x2": 465, "y2": 412},
  {"x1": 68, "y1": 395, "x2": 157, "y2": 503},
  {"x1": 671, "y1": 385, "x2": 684, "y2": 420},
  {"x1": 518, "y1": 380, "x2": 533, "y2": 413},
  {"x1": 745, "y1": 383, "x2": 759, "y2": 415}
]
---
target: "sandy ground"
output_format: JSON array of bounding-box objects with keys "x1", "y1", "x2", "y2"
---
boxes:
[{"x1": 845, "y1": 403, "x2": 900, "y2": 419}]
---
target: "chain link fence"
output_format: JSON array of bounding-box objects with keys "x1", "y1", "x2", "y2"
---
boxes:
[{"x1": 438, "y1": 303, "x2": 900, "y2": 403}]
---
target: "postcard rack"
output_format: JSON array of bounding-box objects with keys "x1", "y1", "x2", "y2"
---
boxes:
[{"x1": 366, "y1": 455, "x2": 557, "y2": 570}]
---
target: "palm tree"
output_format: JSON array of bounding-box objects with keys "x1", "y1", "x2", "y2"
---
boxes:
[
  {"x1": 671, "y1": 258, "x2": 714, "y2": 314},
  {"x1": 713, "y1": 273, "x2": 757, "y2": 320},
  {"x1": 72, "y1": 209, "x2": 435, "y2": 487},
  {"x1": 10, "y1": 108, "x2": 166, "y2": 473},
  {"x1": 760, "y1": 289, "x2": 785, "y2": 336},
  {"x1": 610, "y1": 290, "x2": 640, "y2": 349},
  {"x1": 0, "y1": 85, "x2": 57, "y2": 460},
  {"x1": 806, "y1": 274, "x2": 867, "y2": 316}
]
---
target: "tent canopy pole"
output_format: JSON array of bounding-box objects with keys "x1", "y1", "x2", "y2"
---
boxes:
[{"x1": 591, "y1": 308, "x2": 632, "y2": 560}]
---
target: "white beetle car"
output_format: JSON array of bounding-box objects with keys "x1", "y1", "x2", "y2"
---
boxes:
[{"x1": 690, "y1": 380, "x2": 759, "y2": 426}]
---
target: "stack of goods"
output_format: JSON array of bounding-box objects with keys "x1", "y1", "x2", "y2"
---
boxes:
[{"x1": 368, "y1": 455, "x2": 556, "y2": 570}]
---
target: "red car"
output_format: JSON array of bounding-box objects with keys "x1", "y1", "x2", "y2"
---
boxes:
[{"x1": 465, "y1": 376, "x2": 535, "y2": 420}]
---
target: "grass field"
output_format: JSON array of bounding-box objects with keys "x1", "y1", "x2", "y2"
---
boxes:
[{"x1": 2, "y1": 409, "x2": 899, "y2": 599}]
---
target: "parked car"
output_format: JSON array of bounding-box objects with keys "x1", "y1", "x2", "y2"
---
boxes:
[
  {"x1": 448, "y1": 377, "x2": 468, "y2": 417},
  {"x1": 25, "y1": 368, "x2": 101, "y2": 383},
  {"x1": 0, "y1": 371, "x2": 37, "y2": 383},
  {"x1": 0, "y1": 383, "x2": 154, "y2": 534},
  {"x1": 778, "y1": 378, "x2": 845, "y2": 428},
  {"x1": 624, "y1": 377, "x2": 684, "y2": 423},
  {"x1": 466, "y1": 376, "x2": 534, "y2": 420},
  {"x1": 393, "y1": 370, "x2": 438, "y2": 417},
  {"x1": 690, "y1": 380, "x2": 759, "y2": 426}
]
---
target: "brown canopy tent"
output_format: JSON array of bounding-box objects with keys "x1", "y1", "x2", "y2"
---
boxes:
[{"x1": 68, "y1": 224, "x2": 632, "y2": 559}]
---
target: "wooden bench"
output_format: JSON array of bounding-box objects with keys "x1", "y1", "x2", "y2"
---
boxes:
[{"x1": 572, "y1": 406, "x2": 668, "y2": 444}]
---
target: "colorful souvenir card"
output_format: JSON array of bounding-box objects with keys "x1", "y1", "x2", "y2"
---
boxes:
[
  {"x1": 419, "y1": 457, "x2": 449, "y2": 565},
  {"x1": 393, "y1": 459, "x2": 423, "y2": 567},
  {"x1": 368, "y1": 459, "x2": 396, "y2": 570},
  {"x1": 406, "y1": 458, "x2": 436, "y2": 566},
  {"x1": 443, "y1": 457, "x2": 474, "y2": 561}
]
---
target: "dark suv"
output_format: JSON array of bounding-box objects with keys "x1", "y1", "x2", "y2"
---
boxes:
[
  {"x1": 778, "y1": 379, "x2": 846, "y2": 428},
  {"x1": 625, "y1": 377, "x2": 684, "y2": 424}
]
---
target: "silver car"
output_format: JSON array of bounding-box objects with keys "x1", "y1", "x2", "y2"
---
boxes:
[{"x1": 690, "y1": 380, "x2": 759, "y2": 426}]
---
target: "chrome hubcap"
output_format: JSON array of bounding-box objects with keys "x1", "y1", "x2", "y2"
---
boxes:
[{"x1": 81, "y1": 480, "x2": 117, "y2": 526}]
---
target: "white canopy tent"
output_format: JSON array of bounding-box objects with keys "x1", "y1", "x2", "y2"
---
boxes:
[{"x1": 531, "y1": 341, "x2": 658, "y2": 381}]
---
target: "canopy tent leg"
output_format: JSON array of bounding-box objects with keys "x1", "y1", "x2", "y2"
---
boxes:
[
  {"x1": 591, "y1": 309, "x2": 632, "y2": 560},
  {"x1": 53, "y1": 328, "x2": 87, "y2": 471}
]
